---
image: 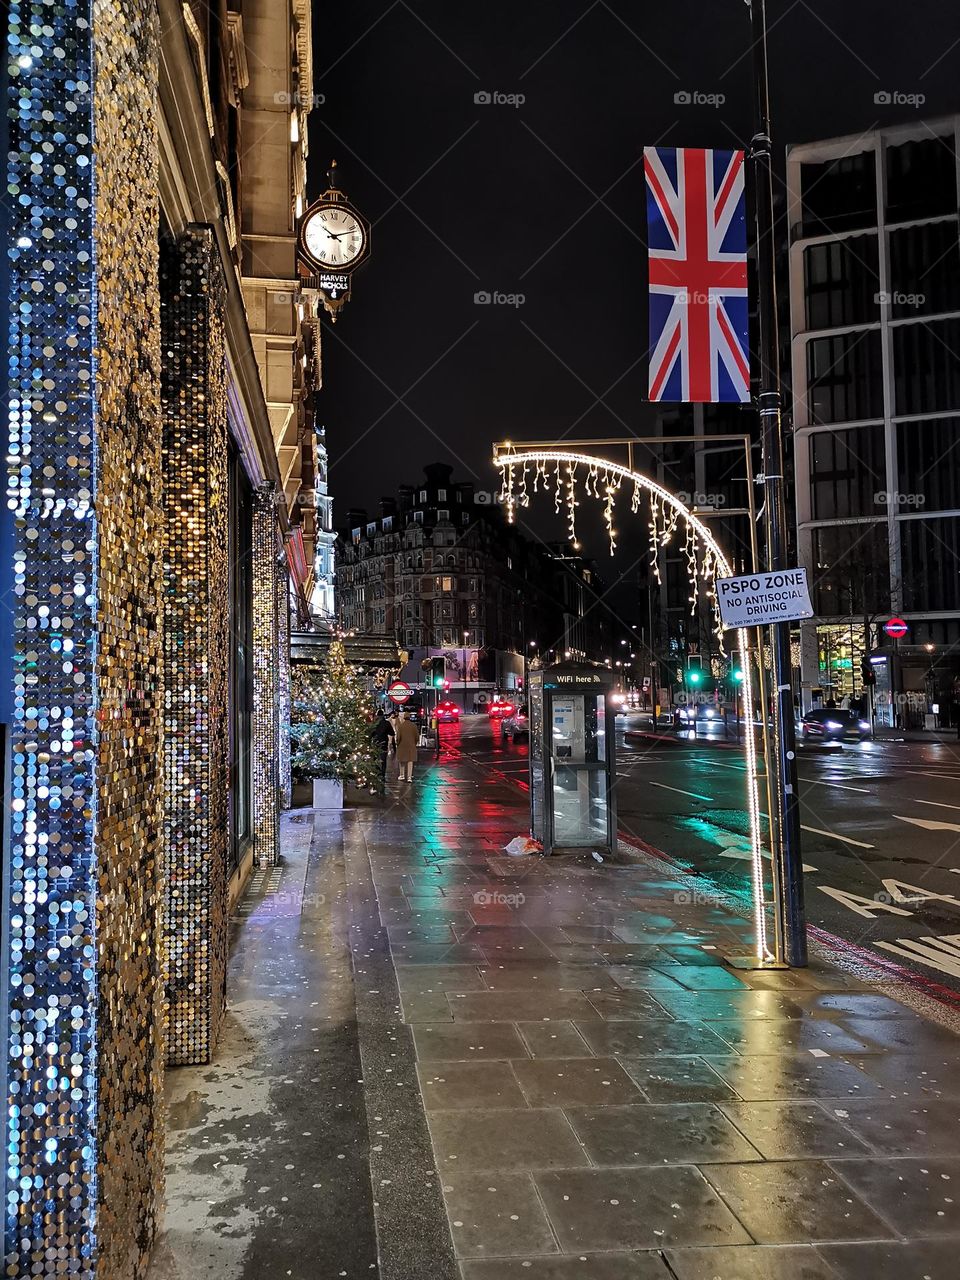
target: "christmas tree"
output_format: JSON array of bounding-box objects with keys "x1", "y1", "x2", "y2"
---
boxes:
[{"x1": 290, "y1": 639, "x2": 381, "y2": 790}]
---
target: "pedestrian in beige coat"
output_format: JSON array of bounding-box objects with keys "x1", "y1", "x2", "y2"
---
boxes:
[{"x1": 394, "y1": 711, "x2": 420, "y2": 782}]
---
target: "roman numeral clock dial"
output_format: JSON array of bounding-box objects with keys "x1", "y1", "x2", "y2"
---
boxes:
[{"x1": 298, "y1": 160, "x2": 371, "y2": 320}]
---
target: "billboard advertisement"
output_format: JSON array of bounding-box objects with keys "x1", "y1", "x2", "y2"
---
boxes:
[{"x1": 429, "y1": 646, "x2": 480, "y2": 683}]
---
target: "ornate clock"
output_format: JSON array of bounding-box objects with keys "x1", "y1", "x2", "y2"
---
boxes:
[{"x1": 298, "y1": 160, "x2": 371, "y2": 320}]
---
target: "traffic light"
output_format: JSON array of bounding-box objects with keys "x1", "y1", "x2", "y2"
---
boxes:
[
  {"x1": 684, "y1": 659, "x2": 703, "y2": 688},
  {"x1": 431, "y1": 657, "x2": 446, "y2": 688},
  {"x1": 731, "y1": 667, "x2": 745, "y2": 684},
  {"x1": 860, "y1": 656, "x2": 876, "y2": 688}
]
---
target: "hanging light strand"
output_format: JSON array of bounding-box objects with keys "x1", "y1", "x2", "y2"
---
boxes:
[
  {"x1": 565, "y1": 462, "x2": 580, "y2": 547},
  {"x1": 684, "y1": 525, "x2": 699, "y2": 615},
  {"x1": 648, "y1": 496, "x2": 662, "y2": 584}
]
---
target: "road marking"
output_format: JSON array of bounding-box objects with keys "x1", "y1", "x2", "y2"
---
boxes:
[
  {"x1": 875, "y1": 934, "x2": 960, "y2": 981},
  {"x1": 719, "y1": 845, "x2": 818, "y2": 874},
  {"x1": 895, "y1": 814, "x2": 960, "y2": 834},
  {"x1": 798, "y1": 777, "x2": 870, "y2": 794},
  {"x1": 800, "y1": 824, "x2": 875, "y2": 850},
  {"x1": 913, "y1": 799, "x2": 960, "y2": 813},
  {"x1": 646, "y1": 780, "x2": 714, "y2": 801}
]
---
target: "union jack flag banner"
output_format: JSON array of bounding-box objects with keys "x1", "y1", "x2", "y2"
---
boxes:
[{"x1": 644, "y1": 146, "x2": 750, "y2": 403}]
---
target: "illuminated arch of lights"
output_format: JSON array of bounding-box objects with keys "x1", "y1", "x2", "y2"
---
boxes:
[{"x1": 495, "y1": 445, "x2": 769, "y2": 961}]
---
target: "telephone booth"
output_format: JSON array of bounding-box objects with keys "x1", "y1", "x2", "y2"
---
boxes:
[{"x1": 528, "y1": 661, "x2": 618, "y2": 855}]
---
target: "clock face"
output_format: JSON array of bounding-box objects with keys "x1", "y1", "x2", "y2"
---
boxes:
[{"x1": 302, "y1": 205, "x2": 365, "y2": 268}]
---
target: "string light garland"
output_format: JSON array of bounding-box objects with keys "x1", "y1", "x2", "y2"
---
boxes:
[{"x1": 494, "y1": 446, "x2": 769, "y2": 961}]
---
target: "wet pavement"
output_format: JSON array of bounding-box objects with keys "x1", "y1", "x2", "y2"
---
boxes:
[
  {"x1": 611, "y1": 728, "x2": 960, "y2": 998},
  {"x1": 150, "y1": 735, "x2": 960, "y2": 1279}
]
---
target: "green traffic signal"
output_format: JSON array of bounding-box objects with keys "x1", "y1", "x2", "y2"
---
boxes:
[
  {"x1": 732, "y1": 668, "x2": 745, "y2": 683},
  {"x1": 687, "y1": 669, "x2": 702, "y2": 686}
]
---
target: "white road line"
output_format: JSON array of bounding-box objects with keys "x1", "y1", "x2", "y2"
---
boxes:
[
  {"x1": 646, "y1": 780, "x2": 714, "y2": 802},
  {"x1": 914, "y1": 798, "x2": 960, "y2": 812},
  {"x1": 895, "y1": 814, "x2": 960, "y2": 834},
  {"x1": 797, "y1": 778, "x2": 870, "y2": 794},
  {"x1": 800, "y1": 825, "x2": 876, "y2": 850}
]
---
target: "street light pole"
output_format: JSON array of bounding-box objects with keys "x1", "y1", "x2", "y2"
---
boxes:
[
  {"x1": 463, "y1": 629, "x2": 470, "y2": 714},
  {"x1": 748, "y1": 0, "x2": 807, "y2": 966}
]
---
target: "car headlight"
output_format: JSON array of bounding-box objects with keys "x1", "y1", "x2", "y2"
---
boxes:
[
  {"x1": 825, "y1": 720, "x2": 842, "y2": 730},
  {"x1": 858, "y1": 720, "x2": 870, "y2": 731},
  {"x1": 704, "y1": 707, "x2": 715, "y2": 718}
]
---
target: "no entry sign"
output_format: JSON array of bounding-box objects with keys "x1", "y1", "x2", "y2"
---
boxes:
[
  {"x1": 387, "y1": 680, "x2": 413, "y2": 703},
  {"x1": 883, "y1": 616, "x2": 908, "y2": 639},
  {"x1": 716, "y1": 568, "x2": 814, "y2": 629}
]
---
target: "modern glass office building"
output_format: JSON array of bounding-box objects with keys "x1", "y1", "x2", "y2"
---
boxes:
[{"x1": 788, "y1": 117, "x2": 960, "y2": 723}]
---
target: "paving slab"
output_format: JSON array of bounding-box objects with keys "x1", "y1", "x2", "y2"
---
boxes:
[
  {"x1": 700, "y1": 1160, "x2": 895, "y2": 1243},
  {"x1": 461, "y1": 1254, "x2": 669, "y2": 1279},
  {"x1": 418, "y1": 1061, "x2": 529, "y2": 1111},
  {"x1": 574, "y1": 1017, "x2": 733, "y2": 1057},
  {"x1": 513, "y1": 1056, "x2": 646, "y2": 1106},
  {"x1": 564, "y1": 1102, "x2": 762, "y2": 1165},
  {"x1": 665, "y1": 1244, "x2": 837, "y2": 1279},
  {"x1": 515, "y1": 1021, "x2": 595, "y2": 1058},
  {"x1": 534, "y1": 1166, "x2": 752, "y2": 1250},
  {"x1": 828, "y1": 1156, "x2": 960, "y2": 1236},
  {"x1": 706, "y1": 1054, "x2": 888, "y2": 1101},
  {"x1": 441, "y1": 1172, "x2": 558, "y2": 1259},
  {"x1": 445, "y1": 989, "x2": 602, "y2": 1022},
  {"x1": 718, "y1": 1101, "x2": 872, "y2": 1159},
  {"x1": 817, "y1": 1239, "x2": 960, "y2": 1278},
  {"x1": 830, "y1": 1098, "x2": 960, "y2": 1155},
  {"x1": 621, "y1": 1055, "x2": 741, "y2": 1103},
  {"x1": 478, "y1": 961, "x2": 623, "y2": 991},
  {"x1": 427, "y1": 1107, "x2": 589, "y2": 1170}
]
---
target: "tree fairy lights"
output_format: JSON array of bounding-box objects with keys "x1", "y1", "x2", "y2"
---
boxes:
[
  {"x1": 290, "y1": 640, "x2": 382, "y2": 790},
  {"x1": 495, "y1": 445, "x2": 769, "y2": 961}
]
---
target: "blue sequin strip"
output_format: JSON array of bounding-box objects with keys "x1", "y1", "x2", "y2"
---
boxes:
[{"x1": 5, "y1": 0, "x2": 100, "y2": 1269}]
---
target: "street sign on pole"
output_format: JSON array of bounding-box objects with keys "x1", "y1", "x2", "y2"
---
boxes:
[
  {"x1": 387, "y1": 680, "x2": 413, "y2": 704},
  {"x1": 883, "y1": 616, "x2": 908, "y2": 639},
  {"x1": 716, "y1": 568, "x2": 814, "y2": 629}
]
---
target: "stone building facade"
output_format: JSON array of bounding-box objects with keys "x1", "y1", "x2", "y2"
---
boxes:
[
  {"x1": 336, "y1": 465, "x2": 614, "y2": 697},
  {"x1": 1, "y1": 0, "x2": 321, "y2": 1272}
]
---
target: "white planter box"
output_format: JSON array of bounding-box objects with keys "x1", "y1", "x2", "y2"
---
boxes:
[{"x1": 312, "y1": 778, "x2": 344, "y2": 809}]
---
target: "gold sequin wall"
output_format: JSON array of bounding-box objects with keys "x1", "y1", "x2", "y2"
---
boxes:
[
  {"x1": 4, "y1": 0, "x2": 164, "y2": 1275},
  {"x1": 252, "y1": 488, "x2": 280, "y2": 866},
  {"x1": 277, "y1": 565, "x2": 292, "y2": 809},
  {"x1": 92, "y1": 0, "x2": 165, "y2": 1273},
  {"x1": 160, "y1": 227, "x2": 229, "y2": 1068}
]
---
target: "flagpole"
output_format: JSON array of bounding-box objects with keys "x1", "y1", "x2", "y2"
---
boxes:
[{"x1": 748, "y1": 0, "x2": 807, "y2": 966}]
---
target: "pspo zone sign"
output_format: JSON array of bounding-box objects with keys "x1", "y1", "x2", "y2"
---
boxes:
[{"x1": 716, "y1": 568, "x2": 814, "y2": 629}]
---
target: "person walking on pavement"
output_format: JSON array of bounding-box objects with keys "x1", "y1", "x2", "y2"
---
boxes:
[
  {"x1": 394, "y1": 709, "x2": 419, "y2": 783},
  {"x1": 369, "y1": 707, "x2": 395, "y2": 788}
]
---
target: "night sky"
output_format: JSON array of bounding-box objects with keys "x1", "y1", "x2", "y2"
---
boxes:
[{"x1": 308, "y1": 0, "x2": 959, "y2": 562}]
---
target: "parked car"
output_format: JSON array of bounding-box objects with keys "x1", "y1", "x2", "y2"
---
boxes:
[
  {"x1": 800, "y1": 708, "x2": 870, "y2": 742},
  {"x1": 436, "y1": 700, "x2": 461, "y2": 724},
  {"x1": 487, "y1": 699, "x2": 516, "y2": 719},
  {"x1": 501, "y1": 707, "x2": 529, "y2": 742}
]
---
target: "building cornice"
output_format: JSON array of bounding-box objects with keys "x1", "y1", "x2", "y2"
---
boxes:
[{"x1": 157, "y1": 0, "x2": 284, "y2": 500}]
